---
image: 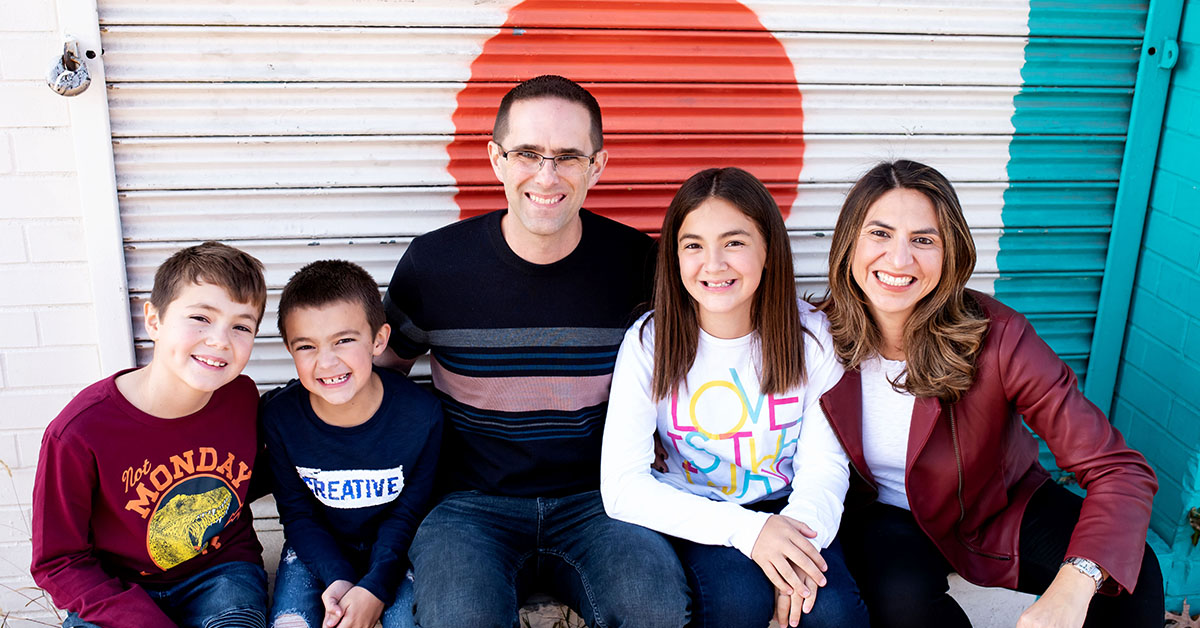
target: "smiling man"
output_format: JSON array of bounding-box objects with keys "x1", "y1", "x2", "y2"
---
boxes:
[{"x1": 382, "y1": 75, "x2": 688, "y2": 627}]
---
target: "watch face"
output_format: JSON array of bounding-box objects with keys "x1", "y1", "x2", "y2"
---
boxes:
[{"x1": 1064, "y1": 558, "x2": 1104, "y2": 589}]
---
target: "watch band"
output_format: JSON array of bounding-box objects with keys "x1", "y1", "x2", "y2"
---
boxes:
[{"x1": 1062, "y1": 557, "x2": 1104, "y2": 592}]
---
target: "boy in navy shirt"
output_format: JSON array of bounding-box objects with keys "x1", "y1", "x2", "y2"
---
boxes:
[{"x1": 262, "y1": 260, "x2": 441, "y2": 628}]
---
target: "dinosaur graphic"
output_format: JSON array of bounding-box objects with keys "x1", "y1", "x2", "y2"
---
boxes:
[{"x1": 147, "y1": 485, "x2": 233, "y2": 569}]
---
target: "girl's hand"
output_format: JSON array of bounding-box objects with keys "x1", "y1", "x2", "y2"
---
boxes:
[
  {"x1": 1015, "y1": 565, "x2": 1095, "y2": 628},
  {"x1": 751, "y1": 515, "x2": 828, "y2": 599}
]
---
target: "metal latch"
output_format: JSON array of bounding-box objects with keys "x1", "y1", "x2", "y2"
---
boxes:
[{"x1": 47, "y1": 37, "x2": 91, "y2": 97}]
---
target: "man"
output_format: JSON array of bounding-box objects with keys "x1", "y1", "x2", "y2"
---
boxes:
[{"x1": 383, "y1": 75, "x2": 688, "y2": 627}]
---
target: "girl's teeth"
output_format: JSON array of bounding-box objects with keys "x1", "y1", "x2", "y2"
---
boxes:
[{"x1": 705, "y1": 280, "x2": 734, "y2": 288}]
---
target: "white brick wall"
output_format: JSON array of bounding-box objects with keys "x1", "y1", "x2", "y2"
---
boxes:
[{"x1": 0, "y1": 2, "x2": 102, "y2": 624}]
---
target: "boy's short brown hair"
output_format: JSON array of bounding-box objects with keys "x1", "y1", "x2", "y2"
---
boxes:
[
  {"x1": 151, "y1": 241, "x2": 267, "y2": 323},
  {"x1": 277, "y1": 260, "x2": 385, "y2": 343}
]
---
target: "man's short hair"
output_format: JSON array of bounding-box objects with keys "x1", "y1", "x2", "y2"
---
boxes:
[
  {"x1": 277, "y1": 260, "x2": 385, "y2": 343},
  {"x1": 492, "y1": 75, "x2": 603, "y2": 152},
  {"x1": 151, "y1": 241, "x2": 267, "y2": 322}
]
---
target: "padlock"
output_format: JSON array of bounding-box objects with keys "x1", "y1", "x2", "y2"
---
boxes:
[{"x1": 47, "y1": 38, "x2": 91, "y2": 97}]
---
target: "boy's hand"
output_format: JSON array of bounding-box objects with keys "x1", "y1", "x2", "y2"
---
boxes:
[
  {"x1": 321, "y1": 580, "x2": 353, "y2": 627},
  {"x1": 330, "y1": 585, "x2": 385, "y2": 628}
]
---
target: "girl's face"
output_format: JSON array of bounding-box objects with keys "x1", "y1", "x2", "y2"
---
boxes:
[
  {"x1": 850, "y1": 187, "x2": 944, "y2": 331},
  {"x1": 677, "y1": 197, "x2": 768, "y2": 339}
]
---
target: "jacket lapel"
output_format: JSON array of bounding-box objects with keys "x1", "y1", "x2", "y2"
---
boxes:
[
  {"x1": 907, "y1": 395, "x2": 943, "y2": 470},
  {"x1": 820, "y1": 370, "x2": 876, "y2": 487}
]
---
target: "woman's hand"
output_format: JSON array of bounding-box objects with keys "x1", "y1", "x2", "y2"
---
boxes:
[
  {"x1": 751, "y1": 515, "x2": 828, "y2": 599},
  {"x1": 1015, "y1": 565, "x2": 1096, "y2": 628}
]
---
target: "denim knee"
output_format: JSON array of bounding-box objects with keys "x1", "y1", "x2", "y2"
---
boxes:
[
  {"x1": 203, "y1": 606, "x2": 268, "y2": 628},
  {"x1": 800, "y1": 540, "x2": 869, "y2": 628}
]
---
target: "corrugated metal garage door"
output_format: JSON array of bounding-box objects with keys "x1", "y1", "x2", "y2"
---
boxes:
[{"x1": 96, "y1": 0, "x2": 1146, "y2": 390}]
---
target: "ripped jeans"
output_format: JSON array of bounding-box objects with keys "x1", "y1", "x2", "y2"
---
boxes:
[
  {"x1": 63, "y1": 560, "x2": 268, "y2": 628},
  {"x1": 269, "y1": 544, "x2": 416, "y2": 628}
]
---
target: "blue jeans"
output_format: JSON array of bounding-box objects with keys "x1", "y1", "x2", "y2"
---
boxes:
[
  {"x1": 268, "y1": 544, "x2": 416, "y2": 628},
  {"x1": 63, "y1": 560, "x2": 268, "y2": 628},
  {"x1": 408, "y1": 489, "x2": 689, "y2": 628},
  {"x1": 675, "y1": 537, "x2": 868, "y2": 628}
]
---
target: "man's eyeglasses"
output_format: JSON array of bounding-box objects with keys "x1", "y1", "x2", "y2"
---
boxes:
[{"x1": 497, "y1": 146, "x2": 596, "y2": 175}]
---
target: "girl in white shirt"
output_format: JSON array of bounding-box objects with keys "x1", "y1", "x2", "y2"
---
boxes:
[{"x1": 601, "y1": 167, "x2": 867, "y2": 628}]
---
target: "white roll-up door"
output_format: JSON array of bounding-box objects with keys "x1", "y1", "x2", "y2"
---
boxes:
[{"x1": 98, "y1": 0, "x2": 1145, "y2": 389}]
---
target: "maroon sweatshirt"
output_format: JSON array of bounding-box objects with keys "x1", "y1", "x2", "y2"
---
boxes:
[{"x1": 31, "y1": 371, "x2": 263, "y2": 628}]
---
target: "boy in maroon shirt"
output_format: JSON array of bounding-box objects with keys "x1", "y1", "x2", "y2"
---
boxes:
[{"x1": 31, "y1": 242, "x2": 270, "y2": 628}]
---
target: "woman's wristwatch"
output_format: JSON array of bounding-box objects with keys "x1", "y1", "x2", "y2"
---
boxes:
[{"x1": 1062, "y1": 557, "x2": 1105, "y2": 592}]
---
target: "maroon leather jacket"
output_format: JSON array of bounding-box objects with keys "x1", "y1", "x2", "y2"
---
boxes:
[{"x1": 819, "y1": 292, "x2": 1156, "y2": 593}]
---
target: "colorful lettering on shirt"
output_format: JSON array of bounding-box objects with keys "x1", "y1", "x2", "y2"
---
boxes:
[
  {"x1": 294, "y1": 466, "x2": 406, "y2": 509},
  {"x1": 666, "y1": 368, "x2": 800, "y2": 493}
]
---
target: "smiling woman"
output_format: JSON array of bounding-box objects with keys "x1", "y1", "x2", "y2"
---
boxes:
[{"x1": 819, "y1": 160, "x2": 1164, "y2": 628}]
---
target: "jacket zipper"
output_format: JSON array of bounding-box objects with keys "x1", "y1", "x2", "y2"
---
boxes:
[{"x1": 949, "y1": 404, "x2": 1011, "y2": 561}]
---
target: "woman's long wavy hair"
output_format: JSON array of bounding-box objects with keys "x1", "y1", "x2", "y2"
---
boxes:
[
  {"x1": 822, "y1": 160, "x2": 988, "y2": 401},
  {"x1": 647, "y1": 167, "x2": 806, "y2": 401}
]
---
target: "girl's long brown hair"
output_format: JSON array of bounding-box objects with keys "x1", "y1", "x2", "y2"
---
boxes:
[
  {"x1": 647, "y1": 167, "x2": 806, "y2": 400},
  {"x1": 821, "y1": 160, "x2": 988, "y2": 401}
]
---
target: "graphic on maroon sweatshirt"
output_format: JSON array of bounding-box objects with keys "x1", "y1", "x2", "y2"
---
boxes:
[{"x1": 122, "y1": 447, "x2": 251, "y2": 570}]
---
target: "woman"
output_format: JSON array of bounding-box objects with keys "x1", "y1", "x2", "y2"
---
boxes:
[
  {"x1": 601, "y1": 167, "x2": 867, "y2": 627},
  {"x1": 820, "y1": 160, "x2": 1163, "y2": 628}
]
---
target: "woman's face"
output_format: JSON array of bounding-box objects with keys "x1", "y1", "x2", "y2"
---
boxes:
[{"x1": 850, "y1": 188, "x2": 944, "y2": 331}]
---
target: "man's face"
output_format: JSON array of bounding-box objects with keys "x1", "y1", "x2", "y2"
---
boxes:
[{"x1": 488, "y1": 97, "x2": 608, "y2": 244}]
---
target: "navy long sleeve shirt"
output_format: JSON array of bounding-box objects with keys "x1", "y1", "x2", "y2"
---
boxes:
[{"x1": 261, "y1": 366, "x2": 442, "y2": 603}]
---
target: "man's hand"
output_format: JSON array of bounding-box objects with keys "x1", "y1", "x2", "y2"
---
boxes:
[
  {"x1": 750, "y1": 515, "x2": 827, "y2": 600},
  {"x1": 651, "y1": 437, "x2": 669, "y2": 473},
  {"x1": 1015, "y1": 565, "x2": 1096, "y2": 628}
]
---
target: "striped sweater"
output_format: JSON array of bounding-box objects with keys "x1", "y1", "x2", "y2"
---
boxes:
[{"x1": 383, "y1": 209, "x2": 655, "y2": 497}]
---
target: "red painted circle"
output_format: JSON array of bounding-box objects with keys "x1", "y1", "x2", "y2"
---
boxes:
[{"x1": 447, "y1": 1, "x2": 805, "y2": 231}]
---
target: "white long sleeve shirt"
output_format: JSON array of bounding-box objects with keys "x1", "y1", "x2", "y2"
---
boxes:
[{"x1": 600, "y1": 302, "x2": 850, "y2": 557}]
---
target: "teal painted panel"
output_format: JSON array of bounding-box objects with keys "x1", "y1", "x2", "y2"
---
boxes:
[
  {"x1": 1004, "y1": 137, "x2": 1126, "y2": 181},
  {"x1": 1010, "y1": 88, "x2": 1132, "y2": 135},
  {"x1": 1026, "y1": 314, "x2": 1097, "y2": 355},
  {"x1": 1155, "y1": 127, "x2": 1200, "y2": 182},
  {"x1": 991, "y1": 273, "x2": 1102, "y2": 314},
  {"x1": 1021, "y1": 38, "x2": 1143, "y2": 87},
  {"x1": 1163, "y1": 83, "x2": 1200, "y2": 135},
  {"x1": 1062, "y1": 356, "x2": 1089, "y2": 383},
  {"x1": 996, "y1": 228, "x2": 1111, "y2": 272},
  {"x1": 998, "y1": 182, "x2": 1116, "y2": 228},
  {"x1": 1164, "y1": 86, "x2": 1200, "y2": 142},
  {"x1": 1028, "y1": 1, "x2": 1148, "y2": 38},
  {"x1": 1182, "y1": 0, "x2": 1200, "y2": 42}
]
